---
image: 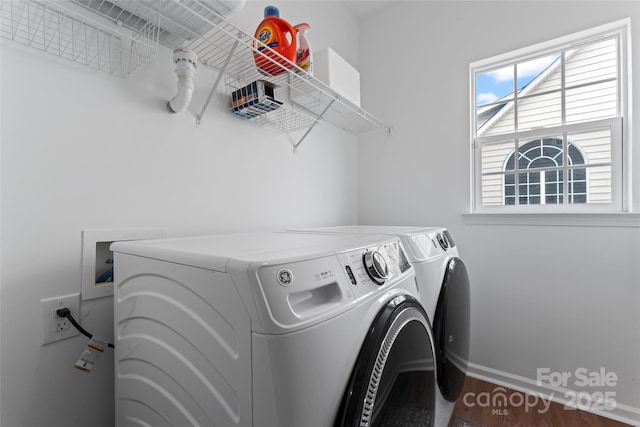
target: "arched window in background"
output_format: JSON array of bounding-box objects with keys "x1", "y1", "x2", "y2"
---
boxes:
[{"x1": 504, "y1": 138, "x2": 586, "y2": 205}]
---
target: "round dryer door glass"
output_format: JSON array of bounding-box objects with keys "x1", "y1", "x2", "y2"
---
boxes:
[
  {"x1": 434, "y1": 257, "x2": 470, "y2": 402},
  {"x1": 335, "y1": 296, "x2": 435, "y2": 427}
]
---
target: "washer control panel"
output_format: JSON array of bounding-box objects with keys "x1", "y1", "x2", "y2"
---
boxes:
[
  {"x1": 338, "y1": 239, "x2": 413, "y2": 301},
  {"x1": 253, "y1": 238, "x2": 414, "y2": 333}
]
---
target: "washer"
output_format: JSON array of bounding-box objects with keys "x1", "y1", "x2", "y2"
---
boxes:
[
  {"x1": 288, "y1": 226, "x2": 471, "y2": 427},
  {"x1": 111, "y1": 231, "x2": 439, "y2": 426}
]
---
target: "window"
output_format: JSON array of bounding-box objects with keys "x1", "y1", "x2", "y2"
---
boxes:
[
  {"x1": 470, "y1": 20, "x2": 631, "y2": 213},
  {"x1": 504, "y1": 138, "x2": 587, "y2": 206}
]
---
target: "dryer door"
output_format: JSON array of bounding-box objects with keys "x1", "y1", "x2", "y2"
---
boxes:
[
  {"x1": 433, "y1": 257, "x2": 470, "y2": 402},
  {"x1": 335, "y1": 296, "x2": 435, "y2": 427}
]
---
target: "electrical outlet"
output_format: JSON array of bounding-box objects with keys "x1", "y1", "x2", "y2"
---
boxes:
[
  {"x1": 54, "y1": 316, "x2": 70, "y2": 332},
  {"x1": 41, "y1": 293, "x2": 80, "y2": 345}
]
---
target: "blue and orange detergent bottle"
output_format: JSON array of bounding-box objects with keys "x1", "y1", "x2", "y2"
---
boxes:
[{"x1": 253, "y1": 6, "x2": 297, "y2": 76}]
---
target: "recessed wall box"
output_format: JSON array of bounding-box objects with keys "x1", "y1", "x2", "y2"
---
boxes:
[{"x1": 81, "y1": 228, "x2": 167, "y2": 300}]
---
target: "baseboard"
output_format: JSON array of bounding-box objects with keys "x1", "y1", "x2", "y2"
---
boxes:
[{"x1": 466, "y1": 362, "x2": 640, "y2": 427}]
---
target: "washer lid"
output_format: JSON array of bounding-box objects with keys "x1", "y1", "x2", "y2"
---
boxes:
[{"x1": 111, "y1": 232, "x2": 398, "y2": 272}]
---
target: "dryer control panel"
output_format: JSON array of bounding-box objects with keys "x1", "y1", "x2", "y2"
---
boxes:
[{"x1": 405, "y1": 228, "x2": 456, "y2": 262}]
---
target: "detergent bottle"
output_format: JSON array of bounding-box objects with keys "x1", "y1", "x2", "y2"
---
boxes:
[
  {"x1": 253, "y1": 6, "x2": 297, "y2": 76},
  {"x1": 294, "y1": 23, "x2": 313, "y2": 76}
]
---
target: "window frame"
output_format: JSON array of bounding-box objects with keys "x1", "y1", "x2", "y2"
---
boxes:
[{"x1": 469, "y1": 19, "x2": 632, "y2": 216}]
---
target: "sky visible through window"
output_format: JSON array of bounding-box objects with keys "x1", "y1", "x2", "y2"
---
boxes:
[{"x1": 476, "y1": 55, "x2": 559, "y2": 105}]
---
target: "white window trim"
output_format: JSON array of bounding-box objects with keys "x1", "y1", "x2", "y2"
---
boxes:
[
  {"x1": 462, "y1": 212, "x2": 640, "y2": 228},
  {"x1": 468, "y1": 18, "x2": 633, "y2": 221}
]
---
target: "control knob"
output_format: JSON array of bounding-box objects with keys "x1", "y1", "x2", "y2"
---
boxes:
[
  {"x1": 363, "y1": 250, "x2": 388, "y2": 285},
  {"x1": 436, "y1": 233, "x2": 449, "y2": 250}
]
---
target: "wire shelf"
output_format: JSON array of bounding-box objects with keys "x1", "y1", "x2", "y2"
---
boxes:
[
  {"x1": 172, "y1": 2, "x2": 392, "y2": 139},
  {"x1": 0, "y1": 0, "x2": 160, "y2": 77},
  {"x1": 1, "y1": 0, "x2": 391, "y2": 144},
  {"x1": 70, "y1": 0, "x2": 243, "y2": 50}
]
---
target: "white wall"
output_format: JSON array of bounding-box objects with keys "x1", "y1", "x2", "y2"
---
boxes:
[
  {"x1": 0, "y1": 2, "x2": 361, "y2": 426},
  {"x1": 358, "y1": 1, "x2": 640, "y2": 424},
  {"x1": 3, "y1": 1, "x2": 639, "y2": 426}
]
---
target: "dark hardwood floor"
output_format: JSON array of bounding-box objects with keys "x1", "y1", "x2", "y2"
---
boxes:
[{"x1": 448, "y1": 377, "x2": 633, "y2": 427}]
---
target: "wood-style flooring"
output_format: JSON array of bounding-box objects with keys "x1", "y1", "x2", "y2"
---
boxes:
[{"x1": 448, "y1": 377, "x2": 633, "y2": 427}]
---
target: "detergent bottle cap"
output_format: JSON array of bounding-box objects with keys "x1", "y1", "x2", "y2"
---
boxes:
[{"x1": 264, "y1": 5, "x2": 279, "y2": 17}]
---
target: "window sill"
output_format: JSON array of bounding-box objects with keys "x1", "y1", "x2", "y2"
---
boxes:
[{"x1": 462, "y1": 212, "x2": 640, "y2": 227}]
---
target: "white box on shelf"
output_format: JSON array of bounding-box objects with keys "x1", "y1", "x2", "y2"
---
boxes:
[{"x1": 313, "y1": 47, "x2": 361, "y2": 107}]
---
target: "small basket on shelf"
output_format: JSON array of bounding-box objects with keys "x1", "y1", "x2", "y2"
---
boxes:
[{"x1": 230, "y1": 80, "x2": 283, "y2": 120}]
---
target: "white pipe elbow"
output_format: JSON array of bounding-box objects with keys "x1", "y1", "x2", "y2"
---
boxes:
[
  {"x1": 167, "y1": 48, "x2": 198, "y2": 114},
  {"x1": 167, "y1": 72, "x2": 195, "y2": 113}
]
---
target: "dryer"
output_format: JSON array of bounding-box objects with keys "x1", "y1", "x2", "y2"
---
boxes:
[
  {"x1": 288, "y1": 226, "x2": 471, "y2": 427},
  {"x1": 111, "y1": 231, "x2": 439, "y2": 426}
]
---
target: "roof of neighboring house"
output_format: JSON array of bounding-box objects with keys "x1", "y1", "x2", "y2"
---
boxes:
[
  {"x1": 477, "y1": 102, "x2": 507, "y2": 129},
  {"x1": 476, "y1": 55, "x2": 562, "y2": 136}
]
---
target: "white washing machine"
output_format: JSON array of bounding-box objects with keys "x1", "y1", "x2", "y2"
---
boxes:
[
  {"x1": 288, "y1": 226, "x2": 471, "y2": 427},
  {"x1": 111, "y1": 231, "x2": 439, "y2": 426}
]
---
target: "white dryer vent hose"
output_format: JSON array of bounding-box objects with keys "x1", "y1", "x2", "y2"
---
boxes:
[{"x1": 166, "y1": 48, "x2": 198, "y2": 114}]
